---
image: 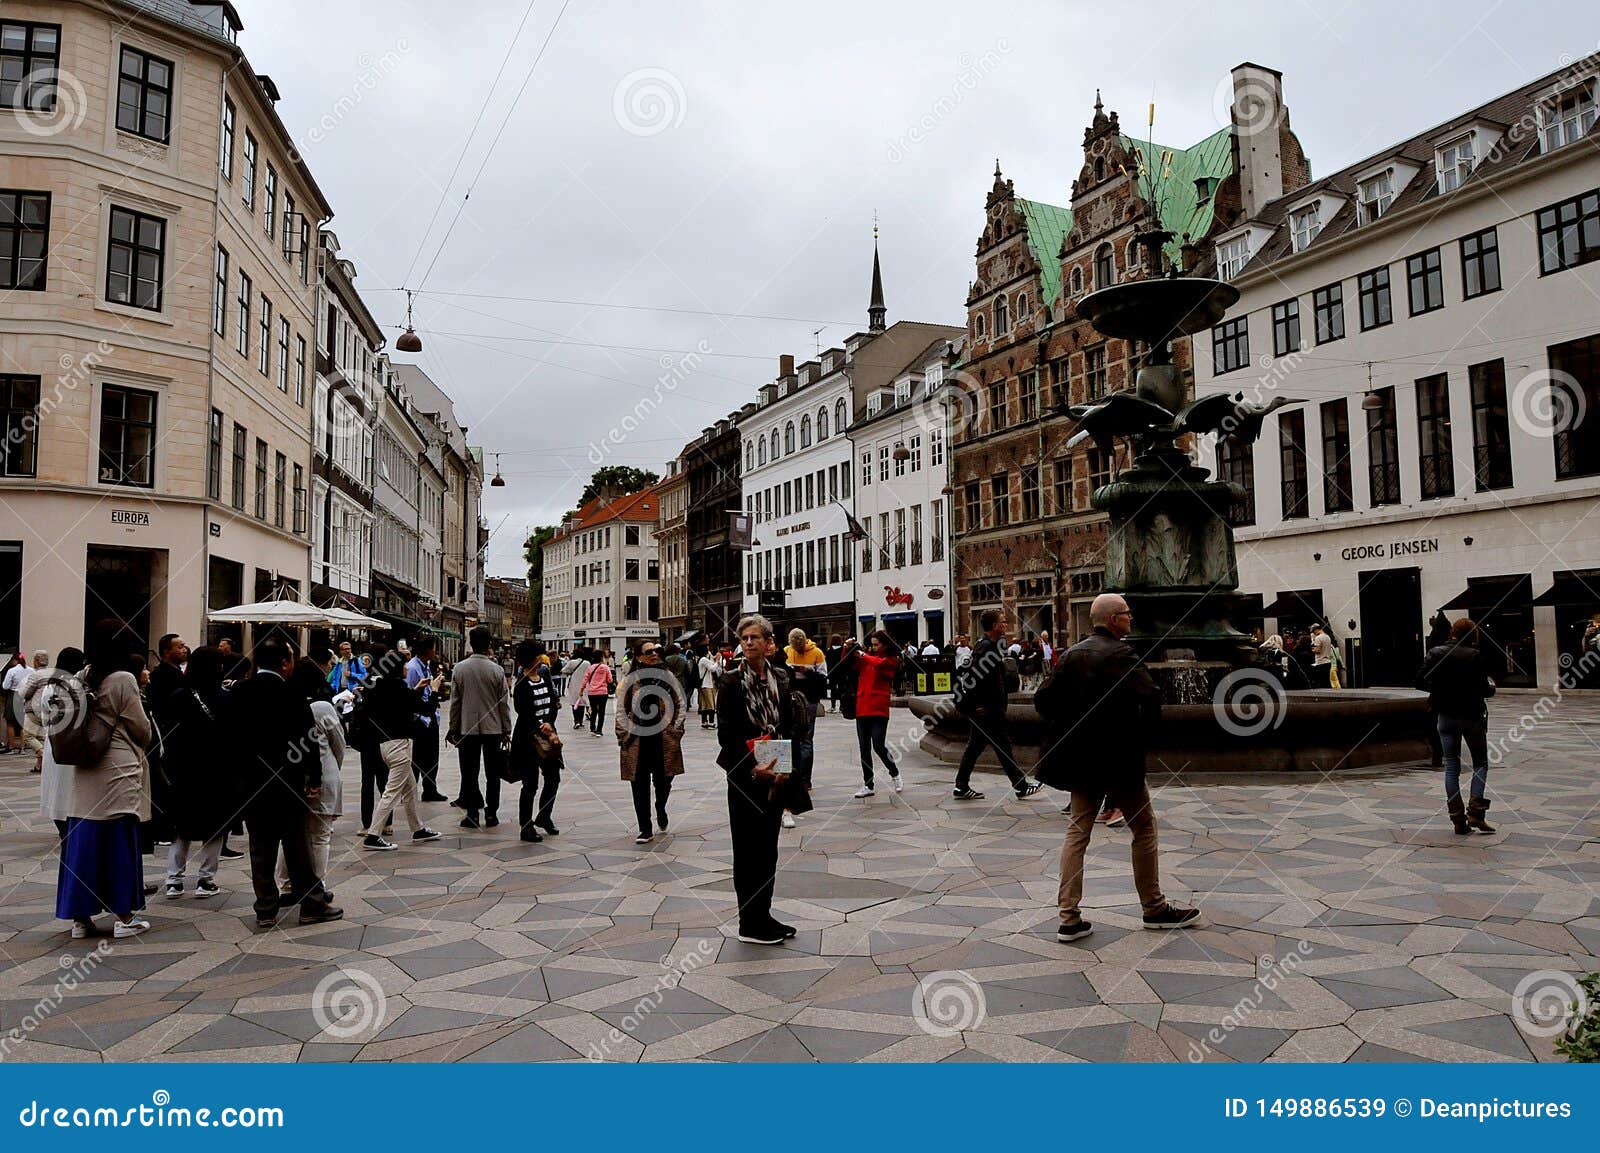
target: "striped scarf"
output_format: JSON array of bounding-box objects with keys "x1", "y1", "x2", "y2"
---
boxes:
[{"x1": 742, "y1": 662, "x2": 780, "y2": 736}]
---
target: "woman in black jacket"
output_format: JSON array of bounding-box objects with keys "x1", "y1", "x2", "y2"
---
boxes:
[
  {"x1": 160, "y1": 647, "x2": 234, "y2": 899},
  {"x1": 1416, "y1": 618, "x2": 1497, "y2": 834},
  {"x1": 511, "y1": 640, "x2": 562, "y2": 842},
  {"x1": 716, "y1": 614, "x2": 804, "y2": 945}
]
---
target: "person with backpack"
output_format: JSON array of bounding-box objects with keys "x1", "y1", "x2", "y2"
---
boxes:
[
  {"x1": 1416, "y1": 617, "x2": 1497, "y2": 834},
  {"x1": 159, "y1": 646, "x2": 234, "y2": 901},
  {"x1": 838, "y1": 632, "x2": 902, "y2": 798},
  {"x1": 951, "y1": 609, "x2": 1042, "y2": 801},
  {"x1": 36, "y1": 647, "x2": 87, "y2": 841},
  {"x1": 54, "y1": 619, "x2": 155, "y2": 939}
]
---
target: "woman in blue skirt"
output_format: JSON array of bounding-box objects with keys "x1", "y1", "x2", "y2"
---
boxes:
[{"x1": 57, "y1": 619, "x2": 154, "y2": 940}]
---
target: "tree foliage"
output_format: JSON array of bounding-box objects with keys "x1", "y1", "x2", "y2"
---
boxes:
[{"x1": 579, "y1": 465, "x2": 658, "y2": 506}]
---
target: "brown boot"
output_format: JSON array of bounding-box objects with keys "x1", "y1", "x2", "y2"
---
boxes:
[
  {"x1": 1447, "y1": 797, "x2": 1470, "y2": 835},
  {"x1": 1466, "y1": 797, "x2": 1495, "y2": 833}
]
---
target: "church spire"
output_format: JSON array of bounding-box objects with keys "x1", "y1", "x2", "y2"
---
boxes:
[{"x1": 868, "y1": 215, "x2": 886, "y2": 333}]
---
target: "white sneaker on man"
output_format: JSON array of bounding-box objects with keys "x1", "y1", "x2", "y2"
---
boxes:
[
  {"x1": 113, "y1": 918, "x2": 150, "y2": 939},
  {"x1": 853, "y1": 785, "x2": 875, "y2": 798},
  {"x1": 781, "y1": 812, "x2": 796, "y2": 829}
]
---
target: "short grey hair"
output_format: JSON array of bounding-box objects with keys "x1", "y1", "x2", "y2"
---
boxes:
[
  {"x1": 31, "y1": 649, "x2": 48, "y2": 667},
  {"x1": 737, "y1": 614, "x2": 774, "y2": 640},
  {"x1": 787, "y1": 627, "x2": 807, "y2": 648}
]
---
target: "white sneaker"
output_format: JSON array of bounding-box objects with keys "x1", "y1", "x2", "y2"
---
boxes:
[
  {"x1": 164, "y1": 882, "x2": 183, "y2": 899},
  {"x1": 113, "y1": 917, "x2": 150, "y2": 939},
  {"x1": 781, "y1": 812, "x2": 796, "y2": 829},
  {"x1": 71, "y1": 919, "x2": 97, "y2": 939},
  {"x1": 892, "y1": 776, "x2": 904, "y2": 793},
  {"x1": 853, "y1": 786, "x2": 875, "y2": 799}
]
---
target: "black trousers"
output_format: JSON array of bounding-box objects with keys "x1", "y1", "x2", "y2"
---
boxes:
[
  {"x1": 457, "y1": 735, "x2": 507, "y2": 818},
  {"x1": 245, "y1": 808, "x2": 331, "y2": 920},
  {"x1": 517, "y1": 755, "x2": 561, "y2": 834},
  {"x1": 955, "y1": 710, "x2": 1024, "y2": 790},
  {"x1": 856, "y1": 715, "x2": 898, "y2": 786},
  {"x1": 358, "y1": 741, "x2": 391, "y2": 830},
  {"x1": 727, "y1": 777, "x2": 782, "y2": 933},
  {"x1": 412, "y1": 720, "x2": 441, "y2": 796},
  {"x1": 588, "y1": 694, "x2": 610, "y2": 733},
  {"x1": 630, "y1": 736, "x2": 673, "y2": 833}
]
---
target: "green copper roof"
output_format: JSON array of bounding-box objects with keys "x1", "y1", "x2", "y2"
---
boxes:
[
  {"x1": 1122, "y1": 126, "x2": 1234, "y2": 259},
  {"x1": 1016, "y1": 197, "x2": 1073, "y2": 306}
]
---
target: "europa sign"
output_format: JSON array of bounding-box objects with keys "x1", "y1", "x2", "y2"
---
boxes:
[
  {"x1": 884, "y1": 585, "x2": 913, "y2": 608},
  {"x1": 1339, "y1": 537, "x2": 1440, "y2": 561}
]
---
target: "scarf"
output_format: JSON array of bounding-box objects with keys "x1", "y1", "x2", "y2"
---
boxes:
[{"x1": 742, "y1": 661, "x2": 780, "y2": 736}]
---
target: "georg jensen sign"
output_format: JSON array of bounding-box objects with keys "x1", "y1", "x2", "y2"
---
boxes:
[{"x1": 1339, "y1": 537, "x2": 1439, "y2": 562}]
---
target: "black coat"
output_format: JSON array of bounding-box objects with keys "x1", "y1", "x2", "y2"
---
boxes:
[
  {"x1": 227, "y1": 669, "x2": 318, "y2": 816},
  {"x1": 161, "y1": 685, "x2": 237, "y2": 841},
  {"x1": 1033, "y1": 627, "x2": 1162, "y2": 794},
  {"x1": 361, "y1": 672, "x2": 423, "y2": 746},
  {"x1": 1416, "y1": 642, "x2": 1495, "y2": 719},
  {"x1": 957, "y1": 635, "x2": 1010, "y2": 715},
  {"x1": 714, "y1": 664, "x2": 809, "y2": 812},
  {"x1": 511, "y1": 672, "x2": 561, "y2": 767}
]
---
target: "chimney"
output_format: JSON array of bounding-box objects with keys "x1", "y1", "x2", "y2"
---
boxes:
[
  {"x1": 1231, "y1": 62, "x2": 1285, "y2": 220},
  {"x1": 779, "y1": 354, "x2": 794, "y2": 378}
]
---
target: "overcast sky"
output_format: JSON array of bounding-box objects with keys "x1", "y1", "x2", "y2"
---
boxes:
[{"x1": 234, "y1": 0, "x2": 1600, "y2": 576}]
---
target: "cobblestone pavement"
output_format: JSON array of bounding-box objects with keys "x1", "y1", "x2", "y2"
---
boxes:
[{"x1": 1, "y1": 694, "x2": 1597, "y2": 1063}]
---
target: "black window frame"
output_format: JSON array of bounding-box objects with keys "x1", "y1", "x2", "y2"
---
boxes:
[
  {"x1": 98, "y1": 384, "x2": 157, "y2": 488},
  {"x1": 212, "y1": 244, "x2": 227, "y2": 335},
  {"x1": 293, "y1": 464, "x2": 306, "y2": 532},
  {"x1": 116, "y1": 45, "x2": 174, "y2": 143},
  {"x1": 1365, "y1": 386, "x2": 1401, "y2": 505},
  {"x1": 0, "y1": 21, "x2": 62, "y2": 112},
  {"x1": 219, "y1": 96, "x2": 235, "y2": 180},
  {"x1": 1552, "y1": 333, "x2": 1600, "y2": 480},
  {"x1": 1020, "y1": 462, "x2": 1040, "y2": 521},
  {"x1": 1212, "y1": 317, "x2": 1249, "y2": 374},
  {"x1": 0, "y1": 374, "x2": 40, "y2": 478},
  {"x1": 1271, "y1": 298, "x2": 1301, "y2": 357},
  {"x1": 254, "y1": 437, "x2": 268, "y2": 520},
  {"x1": 231, "y1": 423, "x2": 246, "y2": 509},
  {"x1": 989, "y1": 472, "x2": 1009, "y2": 526},
  {"x1": 1084, "y1": 345, "x2": 1107, "y2": 399},
  {"x1": 105, "y1": 205, "x2": 165, "y2": 312},
  {"x1": 1406, "y1": 247, "x2": 1445, "y2": 316},
  {"x1": 1460, "y1": 227, "x2": 1501, "y2": 299},
  {"x1": 1537, "y1": 190, "x2": 1600, "y2": 274},
  {"x1": 207, "y1": 407, "x2": 222, "y2": 499},
  {"x1": 1278, "y1": 409, "x2": 1310, "y2": 518},
  {"x1": 1468, "y1": 359, "x2": 1513, "y2": 491},
  {"x1": 273, "y1": 451, "x2": 287, "y2": 527},
  {"x1": 0, "y1": 189, "x2": 50, "y2": 291},
  {"x1": 1319, "y1": 399, "x2": 1353, "y2": 513},
  {"x1": 242, "y1": 130, "x2": 258, "y2": 209},
  {"x1": 963, "y1": 481, "x2": 981, "y2": 532},
  {"x1": 1358, "y1": 266, "x2": 1392, "y2": 330},
  {"x1": 1216, "y1": 437, "x2": 1254, "y2": 526},
  {"x1": 1312, "y1": 282, "x2": 1345, "y2": 344},
  {"x1": 1415, "y1": 373, "x2": 1455, "y2": 499},
  {"x1": 1052, "y1": 455, "x2": 1073, "y2": 513}
]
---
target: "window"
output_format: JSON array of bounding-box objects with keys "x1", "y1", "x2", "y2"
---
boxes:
[
  {"x1": 263, "y1": 165, "x2": 277, "y2": 238},
  {"x1": 783, "y1": 482, "x2": 792, "y2": 516},
  {"x1": 782, "y1": 421, "x2": 796, "y2": 454},
  {"x1": 1541, "y1": 87, "x2": 1597, "y2": 152},
  {"x1": 1070, "y1": 266, "x2": 1083, "y2": 295},
  {"x1": 220, "y1": 97, "x2": 236, "y2": 179},
  {"x1": 0, "y1": 375, "x2": 39, "y2": 477},
  {"x1": 1552, "y1": 334, "x2": 1600, "y2": 479},
  {"x1": 1537, "y1": 190, "x2": 1600, "y2": 274},
  {"x1": 295, "y1": 336, "x2": 307, "y2": 405},
  {"x1": 0, "y1": 190, "x2": 49, "y2": 291},
  {"x1": 800, "y1": 415, "x2": 812, "y2": 447},
  {"x1": 625, "y1": 595, "x2": 640, "y2": 621},
  {"x1": 236, "y1": 272, "x2": 251, "y2": 355},
  {"x1": 878, "y1": 513, "x2": 891, "y2": 569},
  {"x1": 908, "y1": 434, "x2": 922, "y2": 472},
  {"x1": 283, "y1": 192, "x2": 297, "y2": 259},
  {"x1": 98, "y1": 385, "x2": 156, "y2": 487},
  {"x1": 893, "y1": 508, "x2": 906, "y2": 567},
  {"x1": 1019, "y1": 371, "x2": 1038, "y2": 422},
  {"x1": 1365, "y1": 387, "x2": 1401, "y2": 505},
  {"x1": 910, "y1": 505, "x2": 923, "y2": 565},
  {"x1": 994, "y1": 293, "x2": 1009, "y2": 334},
  {"x1": 1358, "y1": 266, "x2": 1392, "y2": 329},
  {"x1": 293, "y1": 465, "x2": 306, "y2": 532},
  {"x1": 258, "y1": 296, "x2": 272, "y2": 375},
  {"x1": 930, "y1": 428, "x2": 943, "y2": 467},
  {"x1": 1053, "y1": 456, "x2": 1073, "y2": 513},
  {"x1": 1469, "y1": 359, "x2": 1513, "y2": 491},
  {"x1": 1407, "y1": 248, "x2": 1444, "y2": 315},
  {"x1": 878, "y1": 444, "x2": 889, "y2": 482},
  {"x1": 1436, "y1": 134, "x2": 1474, "y2": 193},
  {"x1": 1416, "y1": 374, "x2": 1455, "y2": 499},
  {"x1": 1095, "y1": 244, "x2": 1114, "y2": 288},
  {"x1": 963, "y1": 481, "x2": 981, "y2": 531},
  {"x1": 745, "y1": 443, "x2": 754, "y2": 471},
  {"x1": 816, "y1": 406, "x2": 829, "y2": 441},
  {"x1": 861, "y1": 533, "x2": 872, "y2": 573},
  {"x1": 1216, "y1": 438, "x2": 1254, "y2": 526},
  {"x1": 805, "y1": 472, "x2": 815, "y2": 506},
  {"x1": 1271, "y1": 299, "x2": 1301, "y2": 356},
  {"x1": 768, "y1": 428, "x2": 778, "y2": 460},
  {"x1": 1017, "y1": 292, "x2": 1029, "y2": 320},
  {"x1": 1289, "y1": 203, "x2": 1321, "y2": 252},
  {"x1": 647, "y1": 557, "x2": 658, "y2": 580},
  {"x1": 273, "y1": 451, "x2": 287, "y2": 527},
  {"x1": 1085, "y1": 346, "x2": 1107, "y2": 398},
  {"x1": 210, "y1": 245, "x2": 229, "y2": 334},
  {"x1": 860, "y1": 449, "x2": 871, "y2": 487},
  {"x1": 254, "y1": 438, "x2": 268, "y2": 519},
  {"x1": 1048, "y1": 357, "x2": 1069, "y2": 407},
  {"x1": 758, "y1": 437, "x2": 767, "y2": 467},
  {"x1": 106, "y1": 206, "x2": 164, "y2": 311},
  {"x1": 1312, "y1": 283, "x2": 1344, "y2": 344},
  {"x1": 990, "y1": 472, "x2": 1010, "y2": 526},
  {"x1": 974, "y1": 314, "x2": 985, "y2": 339},
  {"x1": 242, "y1": 131, "x2": 257, "y2": 208},
  {"x1": 1212, "y1": 317, "x2": 1249, "y2": 374},
  {"x1": 625, "y1": 525, "x2": 640, "y2": 545},
  {"x1": 988, "y1": 382, "x2": 1006, "y2": 431},
  {"x1": 835, "y1": 398, "x2": 847, "y2": 433},
  {"x1": 276, "y1": 318, "x2": 289, "y2": 391},
  {"x1": 1356, "y1": 169, "x2": 1394, "y2": 224},
  {"x1": 116, "y1": 46, "x2": 173, "y2": 142},
  {"x1": 1320, "y1": 400, "x2": 1353, "y2": 513},
  {"x1": 1088, "y1": 447, "x2": 1113, "y2": 489},
  {"x1": 0, "y1": 21, "x2": 61, "y2": 111},
  {"x1": 1021, "y1": 463, "x2": 1040, "y2": 520},
  {"x1": 1278, "y1": 410, "x2": 1309, "y2": 518},
  {"x1": 1460, "y1": 228, "x2": 1500, "y2": 298},
  {"x1": 231, "y1": 424, "x2": 246, "y2": 508},
  {"x1": 931, "y1": 501, "x2": 945, "y2": 562},
  {"x1": 206, "y1": 408, "x2": 222, "y2": 498},
  {"x1": 1216, "y1": 234, "x2": 1250, "y2": 280}
]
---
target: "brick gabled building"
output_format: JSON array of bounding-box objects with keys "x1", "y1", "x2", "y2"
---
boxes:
[{"x1": 951, "y1": 77, "x2": 1309, "y2": 643}]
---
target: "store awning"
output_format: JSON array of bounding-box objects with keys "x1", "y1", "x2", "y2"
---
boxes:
[
  {"x1": 922, "y1": 609, "x2": 944, "y2": 619},
  {"x1": 858, "y1": 614, "x2": 876, "y2": 622},
  {"x1": 1532, "y1": 570, "x2": 1600, "y2": 607},
  {"x1": 1440, "y1": 575, "x2": 1527, "y2": 612},
  {"x1": 881, "y1": 611, "x2": 916, "y2": 622},
  {"x1": 1261, "y1": 590, "x2": 1324, "y2": 619}
]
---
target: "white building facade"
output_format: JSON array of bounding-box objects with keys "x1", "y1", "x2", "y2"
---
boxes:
[
  {"x1": 537, "y1": 488, "x2": 662, "y2": 654},
  {"x1": 1194, "y1": 57, "x2": 1600, "y2": 689}
]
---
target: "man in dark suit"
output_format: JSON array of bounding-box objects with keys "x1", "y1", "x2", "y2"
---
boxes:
[
  {"x1": 952, "y1": 609, "x2": 1042, "y2": 800},
  {"x1": 230, "y1": 637, "x2": 341, "y2": 928},
  {"x1": 1034, "y1": 593, "x2": 1199, "y2": 942}
]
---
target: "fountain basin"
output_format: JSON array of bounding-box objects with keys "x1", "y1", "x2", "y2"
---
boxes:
[{"x1": 1074, "y1": 277, "x2": 1240, "y2": 347}]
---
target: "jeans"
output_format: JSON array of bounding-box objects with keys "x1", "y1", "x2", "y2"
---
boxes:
[
  {"x1": 955, "y1": 710, "x2": 1025, "y2": 790},
  {"x1": 728, "y1": 777, "x2": 782, "y2": 932},
  {"x1": 1057, "y1": 786, "x2": 1166, "y2": 923},
  {"x1": 588, "y1": 694, "x2": 610, "y2": 734},
  {"x1": 166, "y1": 835, "x2": 223, "y2": 886},
  {"x1": 412, "y1": 718, "x2": 441, "y2": 796},
  {"x1": 1438, "y1": 712, "x2": 1489, "y2": 803},
  {"x1": 456, "y1": 735, "x2": 507, "y2": 818},
  {"x1": 855, "y1": 715, "x2": 898, "y2": 787},
  {"x1": 630, "y1": 735, "x2": 673, "y2": 834},
  {"x1": 366, "y1": 739, "x2": 422, "y2": 836}
]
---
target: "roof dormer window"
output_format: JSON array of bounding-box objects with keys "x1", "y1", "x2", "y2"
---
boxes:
[
  {"x1": 895, "y1": 380, "x2": 911, "y2": 405},
  {"x1": 1540, "y1": 85, "x2": 1597, "y2": 153},
  {"x1": 1216, "y1": 234, "x2": 1250, "y2": 280},
  {"x1": 1289, "y1": 203, "x2": 1321, "y2": 252},
  {"x1": 867, "y1": 393, "x2": 881, "y2": 417},
  {"x1": 1436, "y1": 134, "x2": 1475, "y2": 194},
  {"x1": 1357, "y1": 169, "x2": 1395, "y2": 225}
]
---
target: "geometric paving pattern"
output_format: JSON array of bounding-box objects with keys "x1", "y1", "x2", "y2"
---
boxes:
[{"x1": 2, "y1": 694, "x2": 1597, "y2": 1062}]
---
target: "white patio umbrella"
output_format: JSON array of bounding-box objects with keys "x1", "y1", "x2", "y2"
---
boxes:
[
  {"x1": 320, "y1": 606, "x2": 390, "y2": 629},
  {"x1": 205, "y1": 600, "x2": 336, "y2": 627}
]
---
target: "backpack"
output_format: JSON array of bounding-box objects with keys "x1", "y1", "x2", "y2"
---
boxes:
[
  {"x1": 952, "y1": 662, "x2": 981, "y2": 716},
  {"x1": 46, "y1": 674, "x2": 116, "y2": 766}
]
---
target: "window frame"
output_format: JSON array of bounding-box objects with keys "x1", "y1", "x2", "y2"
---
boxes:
[
  {"x1": 231, "y1": 424, "x2": 247, "y2": 509},
  {"x1": 0, "y1": 374, "x2": 40, "y2": 478},
  {"x1": 1365, "y1": 386, "x2": 1401, "y2": 506},
  {"x1": 220, "y1": 96, "x2": 236, "y2": 180},
  {"x1": 105, "y1": 205, "x2": 165, "y2": 312},
  {"x1": 1216, "y1": 437, "x2": 1254, "y2": 526},
  {"x1": 115, "y1": 44, "x2": 174, "y2": 143},
  {"x1": 1468, "y1": 358, "x2": 1513, "y2": 492},
  {"x1": 97, "y1": 383, "x2": 158, "y2": 488},
  {"x1": 0, "y1": 189, "x2": 50, "y2": 292},
  {"x1": 242, "y1": 130, "x2": 258, "y2": 209},
  {"x1": 1537, "y1": 190, "x2": 1600, "y2": 274},
  {"x1": 1356, "y1": 168, "x2": 1394, "y2": 225},
  {"x1": 1271, "y1": 298, "x2": 1302, "y2": 357},
  {"x1": 1435, "y1": 133, "x2": 1474, "y2": 193},
  {"x1": 1460, "y1": 227, "x2": 1501, "y2": 298},
  {"x1": 254, "y1": 437, "x2": 268, "y2": 520},
  {"x1": 1312, "y1": 282, "x2": 1345, "y2": 344},
  {"x1": 1319, "y1": 399, "x2": 1353, "y2": 513},
  {"x1": 0, "y1": 20, "x2": 62, "y2": 112},
  {"x1": 1357, "y1": 265, "x2": 1393, "y2": 330},
  {"x1": 206, "y1": 408, "x2": 222, "y2": 498},
  {"x1": 1415, "y1": 373, "x2": 1455, "y2": 500},
  {"x1": 1406, "y1": 247, "x2": 1444, "y2": 316},
  {"x1": 1289, "y1": 203, "x2": 1320, "y2": 252},
  {"x1": 1212, "y1": 317, "x2": 1249, "y2": 374}
]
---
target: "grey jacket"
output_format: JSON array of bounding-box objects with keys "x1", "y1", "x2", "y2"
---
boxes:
[{"x1": 449, "y1": 653, "x2": 512, "y2": 737}]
